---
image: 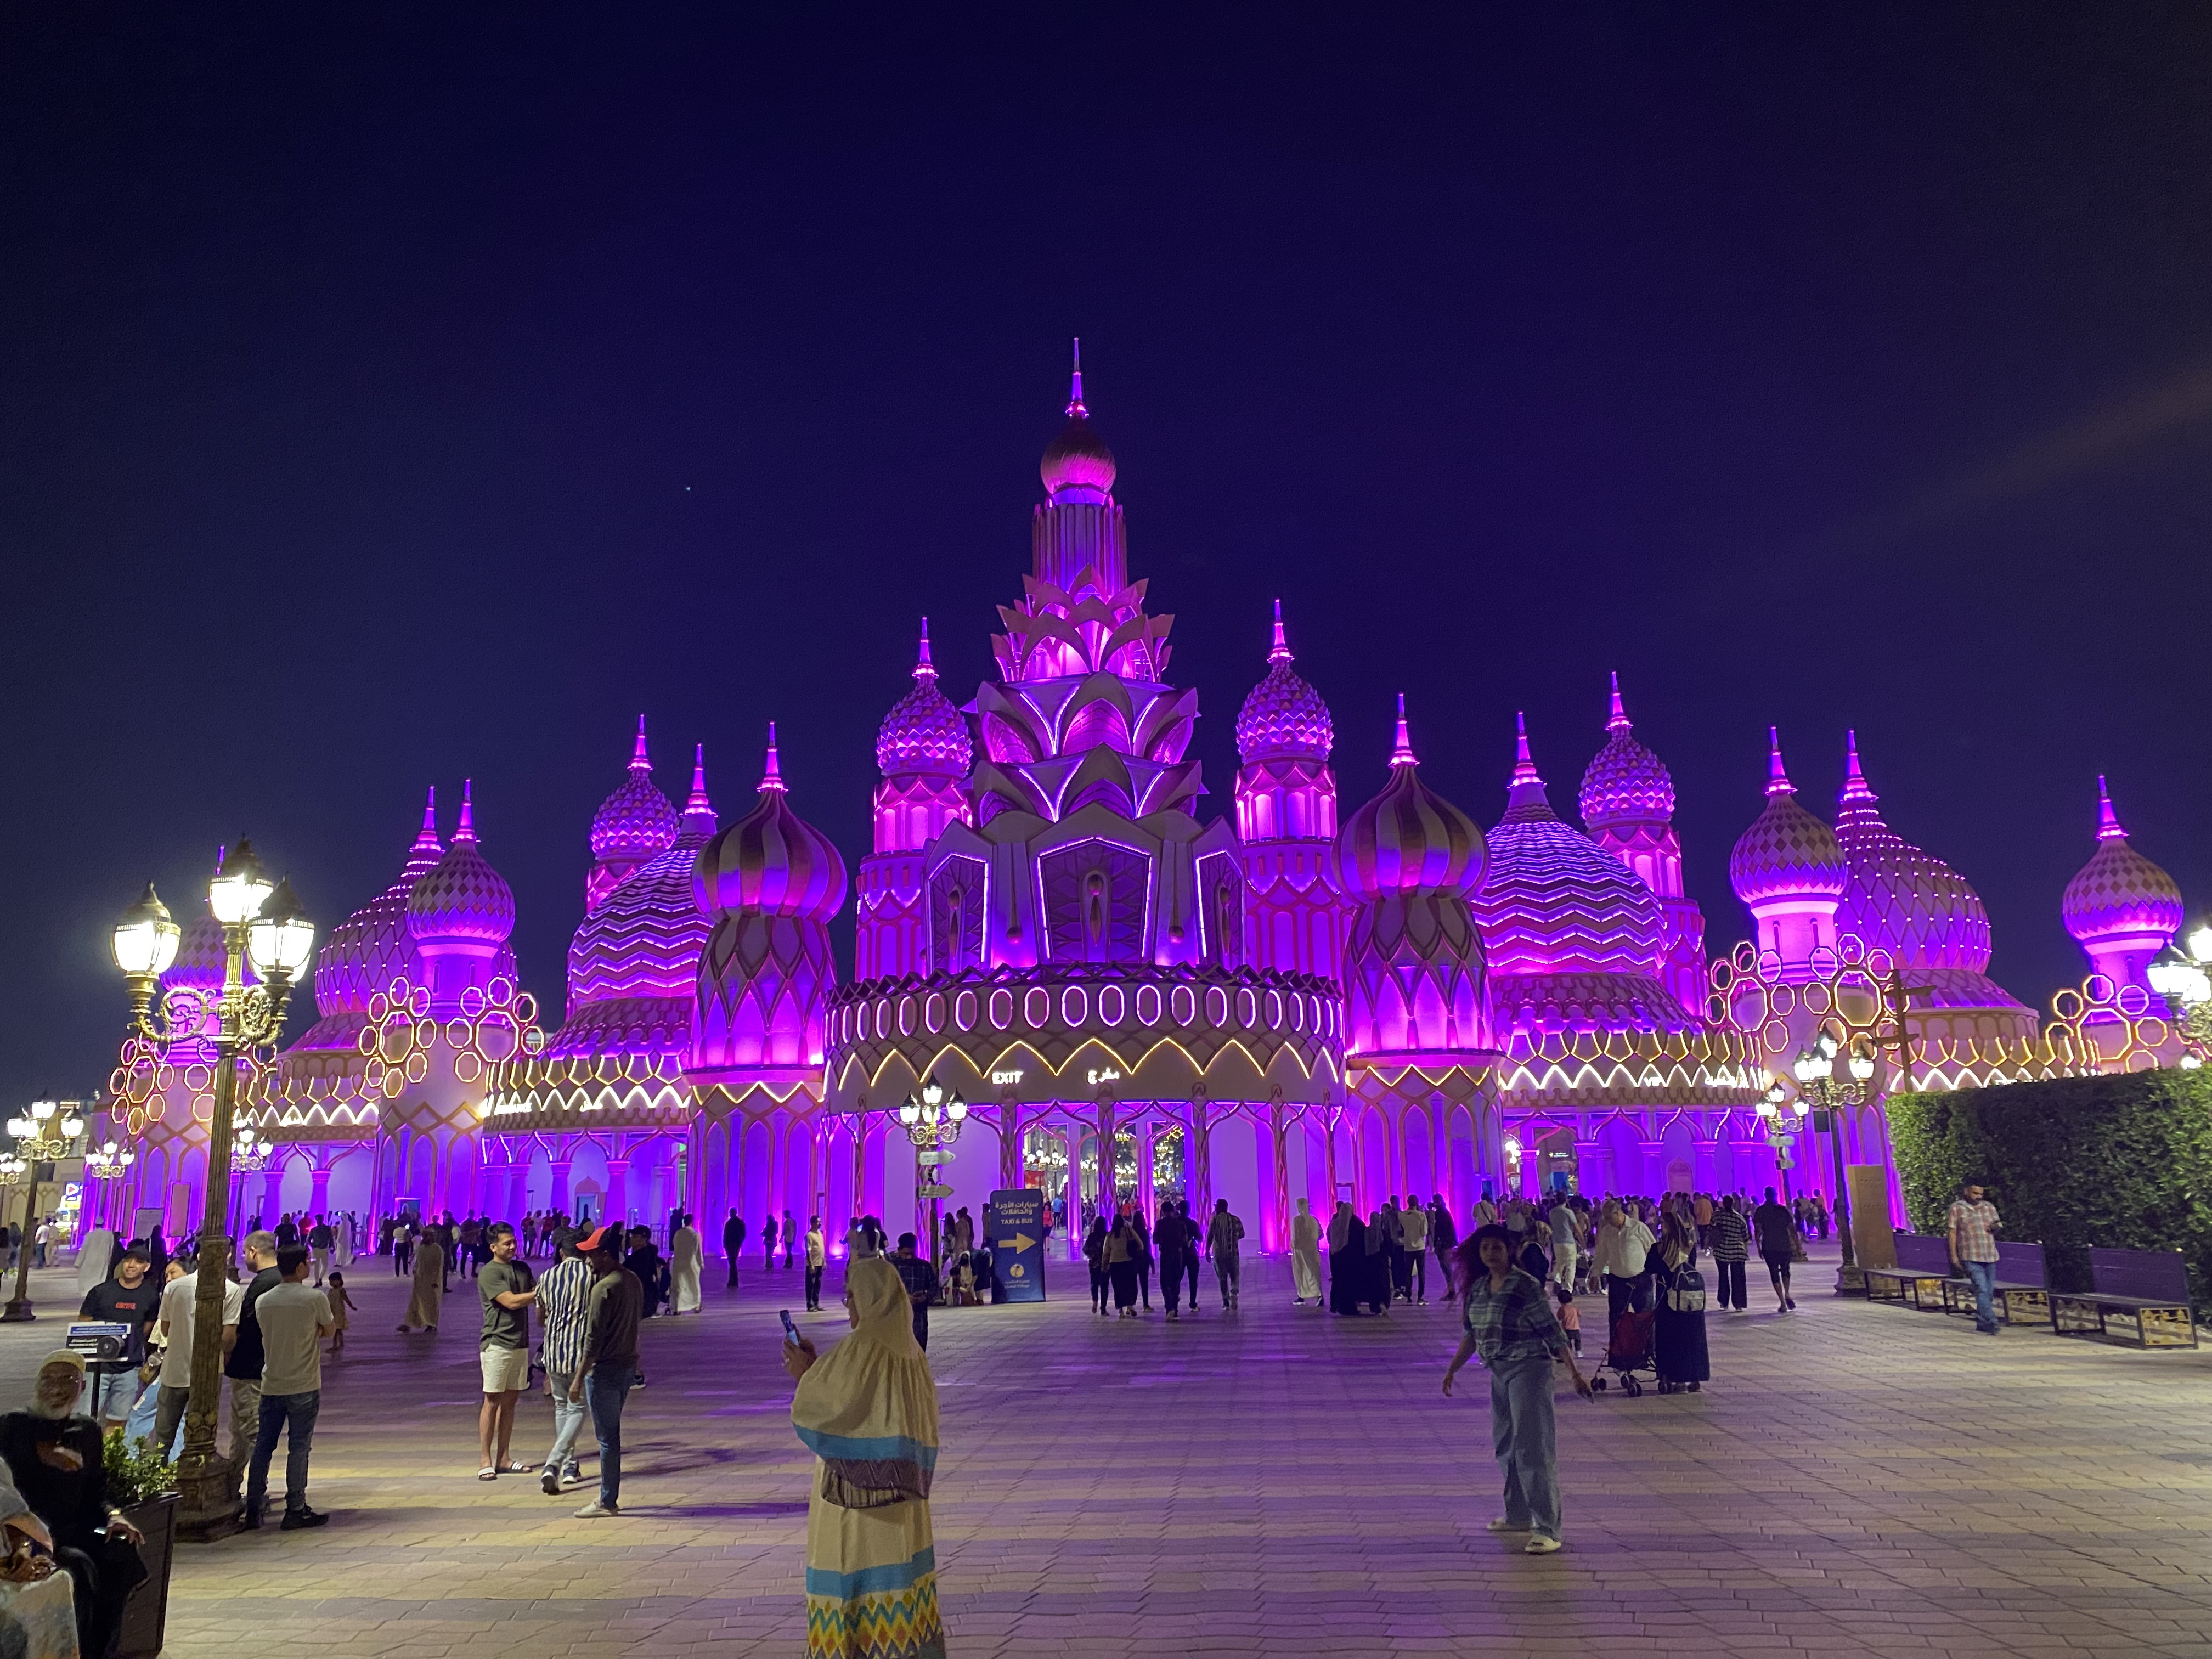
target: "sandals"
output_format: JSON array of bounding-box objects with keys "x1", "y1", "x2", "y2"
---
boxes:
[{"x1": 478, "y1": 1466, "x2": 498, "y2": 1481}]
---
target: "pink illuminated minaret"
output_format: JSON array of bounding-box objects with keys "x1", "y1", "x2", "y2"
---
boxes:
[
  {"x1": 1726, "y1": 727, "x2": 1846, "y2": 978},
  {"x1": 2062, "y1": 775, "x2": 2183, "y2": 1001},
  {"x1": 1233, "y1": 601, "x2": 1350, "y2": 977},
  {"x1": 857, "y1": 620, "x2": 974, "y2": 980},
  {"x1": 1578, "y1": 674, "x2": 1706, "y2": 1009}
]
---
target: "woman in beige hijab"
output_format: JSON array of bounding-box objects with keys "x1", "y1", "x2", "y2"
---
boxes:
[{"x1": 783, "y1": 1256, "x2": 944, "y2": 1658}]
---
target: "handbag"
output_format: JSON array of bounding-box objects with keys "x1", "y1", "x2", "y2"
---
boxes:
[{"x1": 1666, "y1": 1267, "x2": 1706, "y2": 1313}]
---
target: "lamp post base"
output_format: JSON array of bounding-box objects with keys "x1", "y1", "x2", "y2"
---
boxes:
[
  {"x1": 1833, "y1": 1263, "x2": 1867, "y2": 1295},
  {"x1": 0, "y1": 1300, "x2": 34, "y2": 1323},
  {"x1": 174, "y1": 1452, "x2": 242, "y2": 1543}
]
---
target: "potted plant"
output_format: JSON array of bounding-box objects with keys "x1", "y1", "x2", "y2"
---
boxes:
[{"x1": 103, "y1": 1429, "x2": 177, "y2": 1659}]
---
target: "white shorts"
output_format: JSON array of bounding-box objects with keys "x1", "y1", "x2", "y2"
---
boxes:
[{"x1": 480, "y1": 1345, "x2": 531, "y2": 1394}]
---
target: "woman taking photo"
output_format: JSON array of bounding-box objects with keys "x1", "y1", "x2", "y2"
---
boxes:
[
  {"x1": 1441, "y1": 1223, "x2": 1592, "y2": 1554},
  {"x1": 782, "y1": 1257, "x2": 944, "y2": 1659},
  {"x1": 1649, "y1": 1207, "x2": 1709, "y2": 1393}
]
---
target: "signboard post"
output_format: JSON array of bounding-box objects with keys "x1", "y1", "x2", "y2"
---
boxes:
[{"x1": 989, "y1": 1188, "x2": 1048, "y2": 1303}]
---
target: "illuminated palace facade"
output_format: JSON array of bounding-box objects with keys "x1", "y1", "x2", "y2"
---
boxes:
[{"x1": 101, "y1": 363, "x2": 2193, "y2": 1250}]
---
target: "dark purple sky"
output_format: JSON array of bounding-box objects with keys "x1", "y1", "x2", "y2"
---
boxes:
[{"x1": 7, "y1": 7, "x2": 2210, "y2": 1099}]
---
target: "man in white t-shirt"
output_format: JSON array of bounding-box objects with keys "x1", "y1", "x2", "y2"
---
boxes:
[
  {"x1": 155, "y1": 1257, "x2": 246, "y2": 1456},
  {"x1": 244, "y1": 1245, "x2": 334, "y2": 1530}
]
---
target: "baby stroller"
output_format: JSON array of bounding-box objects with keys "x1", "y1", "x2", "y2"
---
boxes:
[{"x1": 1590, "y1": 1306, "x2": 1656, "y2": 1397}]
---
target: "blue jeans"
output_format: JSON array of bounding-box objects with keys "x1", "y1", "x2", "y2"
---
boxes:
[
  {"x1": 247, "y1": 1389, "x2": 321, "y2": 1514},
  {"x1": 585, "y1": 1362, "x2": 636, "y2": 1508},
  {"x1": 1488, "y1": 1354, "x2": 1561, "y2": 1541},
  {"x1": 1962, "y1": 1258, "x2": 1999, "y2": 1333},
  {"x1": 543, "y1": 1368, "x2": 587, "y2": 1475}
]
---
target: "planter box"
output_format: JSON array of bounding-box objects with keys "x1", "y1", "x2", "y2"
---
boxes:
[{"x1": 115, "y1": 1492, "x2": 177, "y2": 1659}]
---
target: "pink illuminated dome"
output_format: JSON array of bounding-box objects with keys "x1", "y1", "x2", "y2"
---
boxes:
[
  {"x1": 1039, "y1": 340, "x2": 1116, "y2": 501},
  {"x1": 406, "y1": 781, "x2": 518, "y2": 946},
  {"x1": 1474, "y1": 714, "x2": 1664, "y2": 976},
  {"x1": 1833, "y1": 733, "x2": 1993, "y2": 972},
  {"x1": 589, "y1": 717, "x2": 680, "y2": 863},
  {"x1": 568, "y1": 747, "x2": 720, "y2": 1003},
  {"x1": 311, "y1": 789, "x2": 444, "y2": 1017},
  {"x1": 1578, "y1": 673, "x2": 1674, "y2": 827},
  {"x1": 693, "y1": 724, "x2": 849, "y2": 921},
  {"x1": 2062, "y1": 776, "x2": 2183, "y2": 953},
  {"x1": 1728, "y1": 729, "x2": 1847, "y2": 908},
  {"x1": 1338, "y1": 696, "x2": 1485, "y2": 899},
  {"x1": 1235, "y1": 601, "x2": 1334, "y2": 764},
  {"x1": 875, "y1": 620, "x2": 973, "y2": 778}
]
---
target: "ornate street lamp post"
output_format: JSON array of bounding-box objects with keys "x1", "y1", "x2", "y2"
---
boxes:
[
  {"x1": 0, "y1": 1100, "x2": 87, "y2": 1321},
  {"x1": 1792, "y1": 1030, "x2": 1877, "y2": 1292},
  {"x1": 899, "y1": 1081, "x2": 967, "y2": 1271},
  {"x1": 1754, "y1": 1081, "x2": 1812, "y2": 1259},
  {"x1": 110, "y1": 846, "x2": 314, "y2": 1539},
  {"x1": 84, "y1": 1140, "x2": 136, "y2": 1232}
]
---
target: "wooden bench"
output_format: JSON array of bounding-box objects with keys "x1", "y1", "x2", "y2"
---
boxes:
[
  {"x1": 1861, "y1": 1232, "x2": 1954, "y2": 1310},
  {"x1": 2050, "y1": 1248, "x2": 2199, "y2": 1349},
  {"x1": 1939, "y1": 1239, "x2": 2053, "y2": 1328}
]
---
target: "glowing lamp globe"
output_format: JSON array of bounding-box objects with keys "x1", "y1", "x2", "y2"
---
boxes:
[
  {"x1": 947, "y1": 1096, "x2": 968, "y2": 1124},
  {"x1": 111, "y1": 884, "x2": 182, "y2": 977},
  {"x1": 30, "y1": 1102, "x2": 54, "y2": 1123},
  {"x1": 208, "y1": 840, "x2": 274, "y2": 925},
  {"x1": 1792, "y1": 1099, "x2": 1810, "y2": 1119},
  {"x1": 247, "y1": 878, "x2": 317, "y2": 982},
  {"x1": 899, "y1": 1100, "x2": 921, "y2": 1127},
  {"x1": 61, "y1": 1114, "x2": 83, "y2": 1139},
  {"x1": 2191, "y1": 924, "x2": 2212, "y2": 964},
  {"x1": 1791, "y1": 1049, "x2": 1824, "y2": 1085},
  {"x1": 1848, "y1": 1048, "x2": 1876, "y2": 1082}
]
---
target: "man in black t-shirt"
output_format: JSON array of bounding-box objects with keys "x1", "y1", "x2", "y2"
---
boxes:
[
  {"x1": 221, "y1": 1231, "x2": 283, "y2": 1471},
  {"x1": 77, "y1": 1248, "x2": 160, "y2": 1397}
]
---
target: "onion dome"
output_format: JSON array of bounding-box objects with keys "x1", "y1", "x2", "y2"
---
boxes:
[
  {"x1": 589, "y1": 716, "x2": 680, "y2": 862},
  {"x1": 1578, "y1": 673, "x2": 1675, "y2": 827},
  {"x1": 311, "y1": 788, "x2": 445, "y2": 1015},
  {"x1": 569, "y1": 749, "x2": 720, "y2": 1003},
  {"x1": 1235, "y1": 600, "x2": 1335, "y2": 763},
  {"x1": 1728, "y1": 729, "x2": 1847, "y2": 906},
  {"x1": 693, "y1": 724, "x2": 849, "y2": 921},
  {"x1": 1338, "y1": 696, "x2": 1485, "y2": 899},
  {"x1": 1040, "y1": 338, "x2": 1116, "y2": 500},
  {"x1": 1833, "y1": 732, "x2": 1992, "y2": 972},
  {"x1": 875, "y1": 620, "x2": 974, "y2": 777},
  {"x1": 407, "y1": 780, "x2": 517, "y2": 945},
  {"x1": 2062, "y1": 775, "x2": 2183, "y2": 948},
  {"x1": 1474, "y1": 714, "x2": 1663, "y2": 975}
]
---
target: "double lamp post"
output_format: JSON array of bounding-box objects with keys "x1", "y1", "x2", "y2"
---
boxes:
[{"x1": 109, "y1": 842, "x2": 315, "y2": 1539}]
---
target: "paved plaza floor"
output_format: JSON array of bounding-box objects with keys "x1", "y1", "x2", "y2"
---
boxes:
[{"x1": 2, "y1": 1244, "x2": 2211, "y2": 1657}]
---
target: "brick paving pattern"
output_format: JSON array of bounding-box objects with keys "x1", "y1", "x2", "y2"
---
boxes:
[{"x1": 4, "y1": 1247, "x2": 2209, "y2": 1657}]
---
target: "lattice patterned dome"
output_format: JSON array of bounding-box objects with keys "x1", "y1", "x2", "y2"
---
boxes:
[
  {"x1": 1728, "y1": 730, "x2": 1846, "y2": 906},
  {"x1": 568, "y1": 749, "x2": 719, "y2": 1003},
  {"x1": 1475, "y1": 716, "x2": 1664, "y2": 977},
  {"x1": 312, "y1": 790, "x2": 444, "y2": 1017},
  {"x1": 1833, "y1": 734, "x2": 1992, "y2": 973},
  {"x1": 590, "y1": 718, "x2": 680, "y2": 862},
  {"x1": 1578, "y1": 674, "x2": 1674, "y2": 827},
  {"x1": 1235, "y1": 601, "x2": 1334, "y2": 764},
  {"x1": 2062, "y1": 776, "x2": 2183, "y2": 947},
  {"x1": 693, "y1": 725, "x2": 849, "y2": 922},
  {"x1": 1338, "y1": 697, "x2": 1485, "y2": 900},
  {"x1": 876, "y1": 621, "x2": 973, "y2": 778},
  {"x1": 407, "y1": 782, "x2": 517, "y2": 945}
]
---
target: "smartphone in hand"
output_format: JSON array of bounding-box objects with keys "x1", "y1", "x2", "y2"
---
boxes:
[{"x1": 779, "y1": 1308, "x2": 801, "y2": 1347}]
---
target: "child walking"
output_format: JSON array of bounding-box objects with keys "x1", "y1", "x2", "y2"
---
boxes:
[
  {"x1": 1554, "y1": 1283, "x2": 1582, "y2": 1356},
  {"x1": 325, "y1": 1269, "x2": 357, "y2": 1352}
]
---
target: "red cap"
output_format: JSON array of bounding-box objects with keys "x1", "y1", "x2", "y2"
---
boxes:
[{"x1": 574, "y1": 1223, "x2": 615, "y2": 1253}]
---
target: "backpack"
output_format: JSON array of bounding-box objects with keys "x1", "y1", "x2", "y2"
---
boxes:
[{"x1": 1666, "y1": 1266, "x2": 1706, "y2": 1313}]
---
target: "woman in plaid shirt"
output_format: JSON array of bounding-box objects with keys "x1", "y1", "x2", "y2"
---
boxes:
[{"x1": 1443, "y1": 1224, "x2": 1593, "y2": 1554}]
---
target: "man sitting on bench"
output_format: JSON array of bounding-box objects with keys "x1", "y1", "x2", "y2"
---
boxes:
[{"x1": 1947, "y1": 1177, "x2": 2002, "y2": 1336}]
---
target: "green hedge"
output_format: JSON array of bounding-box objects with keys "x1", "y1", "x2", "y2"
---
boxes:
[{"x1": 1888, "y1": 1069, "x2": 2212, "y2": 1310}]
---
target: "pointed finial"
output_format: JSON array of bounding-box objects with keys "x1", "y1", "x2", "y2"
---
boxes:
[
  {"x1": 1765, "y1": 727, "x2": 1794, "y2": 797},
  {"x1": 1511, "y1": 712, "x2": 1541, "y2": 782},
  {"x1": 1840, "y1": 730, "x2": 1876, "y2": 803},
  {"x1": 1268, "y1": 598, "x2": 1293, "y2": 665},
  {"x1": 684, "y1": 743, "x2": 714, "y2": 825},
  {"x1": 410, "y1": 785, "x2": 443, "y2": 855},
  {"x1": 1606, "y1": 671, "x2": 1630, "y2": 734},
  {"x1": 914, "y1": 617, "x2": 936, "y2": 681},
  {"x1": 1065, "y1": 337, "x2": 1087, "y2": 417},
  {"x1": 456, "y1": 778, "x2": 478, "y2": 843},
  {"x1": 2096, "y1": 774, "x2": 2126, "y2": 841},
  {"x1": 629, "y1": 714, "x2": 651, "y2": 774},
  {"x1": 760, "y1": 722, "x2": 787, "y2": 793},
  {"x1": 1389, "y1": 693, "x2": 1418, "y2": 766}
]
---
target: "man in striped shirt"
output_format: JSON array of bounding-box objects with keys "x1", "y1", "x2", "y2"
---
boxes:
[{"x1": 536, "y1": 1231, "x2": 595, "y2": 1495}]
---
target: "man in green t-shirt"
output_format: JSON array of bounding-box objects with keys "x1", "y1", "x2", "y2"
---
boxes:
[{"x1": 477, "y1": 1223, "x2": 537, "y2": 1480}]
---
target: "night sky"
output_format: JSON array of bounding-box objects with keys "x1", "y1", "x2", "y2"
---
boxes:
[{"x1": 7, "y1": 8, "x2": 2210, "y2": 1102}]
